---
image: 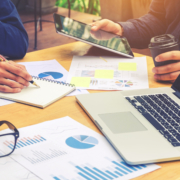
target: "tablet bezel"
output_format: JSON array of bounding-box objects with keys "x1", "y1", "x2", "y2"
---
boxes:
[{"x1": 53, "y1": 13, "x2": 134, "y2": 58}]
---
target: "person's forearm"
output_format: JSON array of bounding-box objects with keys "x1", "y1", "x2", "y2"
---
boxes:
[
  {"x1": 119, "y1": 14, "x2": 166, "y2": 49},
  {"x1": 119, "y1": 0, "x2": 166, "y2": 49}
]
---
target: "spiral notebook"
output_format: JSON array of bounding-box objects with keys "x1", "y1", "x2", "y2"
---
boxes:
[{"x1": 0, "y1": 77, "x2": 76, "y2": 108}]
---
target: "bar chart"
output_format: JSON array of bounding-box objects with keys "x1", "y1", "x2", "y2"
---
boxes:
[
  {"x1": 22, "y1": 149, "x2": 67, "y2": 164},
  {"x1": 5, "y1": 135, "x2": 46, "y2": 150},
  {"x1": 50, "y1": 157, "x2": 148, "y2": 180},
  {"x1": 9, "y1": 117, "x2": 159, "y2": 180}
]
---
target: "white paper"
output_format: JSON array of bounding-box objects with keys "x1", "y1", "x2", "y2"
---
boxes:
[
  {"x1": 0, "y1": 99, "x2": 13, "y2": 107},
  {"x1": 0, "y1": 60, "x2": 89, "y2": 107},
  {"x1": 19, "y1": 60, "x2": 89, "y2": 96},
  {"x1": 0, "y1": 156, "x2": 40, "y2": 180},
  {"x1": 67, "y1": 56, "x2": 149, "y2": 90},
  {"x1": 19, "y1": 60, "x2": 68, "y2": 82},
  {"x1": 1, "y1": 117, "x2": 160, "y2": 180}
]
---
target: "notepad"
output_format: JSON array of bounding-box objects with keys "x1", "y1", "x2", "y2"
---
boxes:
[{"x1": 0, "y1": 77, "x2": 76, "y2": 108}]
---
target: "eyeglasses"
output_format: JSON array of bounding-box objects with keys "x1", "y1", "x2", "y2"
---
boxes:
[{"x1": 0, "y1": 121, "x2": 19, "y2": 158}]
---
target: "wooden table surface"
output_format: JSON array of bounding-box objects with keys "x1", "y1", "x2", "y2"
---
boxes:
[{"x1": 1, "y1": 42, "x2": 180, "y2": 180}]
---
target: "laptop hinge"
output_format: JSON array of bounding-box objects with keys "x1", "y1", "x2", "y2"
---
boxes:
[{"x1": 171, "y1": 74, "x2": 180, "y2": 99}]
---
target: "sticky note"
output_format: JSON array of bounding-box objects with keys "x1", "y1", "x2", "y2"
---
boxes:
[
  {"x1": 94, "y1": 70, "x2": 114, "y2": 79},
  {"x1": 70, "y1": 77, "x2": 91, "y2": 88},
  {"x1": 118, "y1": 62, "x2": 137, "y2": 71}
]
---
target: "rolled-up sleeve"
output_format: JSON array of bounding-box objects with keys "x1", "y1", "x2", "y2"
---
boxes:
[
  {"x1": 119, "y1": 0, "x2": 166, "y2": 49},
  {"x1": 0, "y1": 0, "x2": 28, "y2": 59}
]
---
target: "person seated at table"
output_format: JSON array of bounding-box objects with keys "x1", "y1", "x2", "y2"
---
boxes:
[
  {"x1": 91, "y1": 0, "x2": 180, "y2": 83},
  {"x1": 1, "y1": 0, "x2": 28, "y2": 59},
  {"x1": 0, "y1": 0, "x2": 31, "y2": 93}
]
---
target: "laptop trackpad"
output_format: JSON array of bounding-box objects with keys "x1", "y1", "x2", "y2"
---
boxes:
[{"x1": 99, "y1": 112, "x2": 147, "y2": 134}]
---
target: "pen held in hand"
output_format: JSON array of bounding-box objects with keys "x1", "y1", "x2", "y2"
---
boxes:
[
  {"x1": 0, "y1": 54, "x2": 40, "y2": 88},
  {"x1": 29, "y1": 80, "x2": 40, "y2": 88}
]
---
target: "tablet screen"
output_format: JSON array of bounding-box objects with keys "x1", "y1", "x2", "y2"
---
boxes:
[{"x1": 54, "y1": 14, "x2": 133, "y2": 58}]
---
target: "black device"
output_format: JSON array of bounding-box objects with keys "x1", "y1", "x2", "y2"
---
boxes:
[
  {"x1": 149, "y1": 34, "x2": 179, "y2": 67},
  {"x1": 53, "y1": 13, "x2": 134, "y2": 58}
]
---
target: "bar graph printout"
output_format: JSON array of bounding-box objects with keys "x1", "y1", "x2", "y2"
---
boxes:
[
  {"x1": 67, "y1": 56, "x2": 149, "y2": 90},
  {"x1": 0, "y1": 117, "x2": 160, "y2": 180}
]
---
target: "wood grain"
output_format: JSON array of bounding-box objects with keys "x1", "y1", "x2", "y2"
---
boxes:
[{"x1": 1, "y1": 42, "x2": 179, "y2": 180}]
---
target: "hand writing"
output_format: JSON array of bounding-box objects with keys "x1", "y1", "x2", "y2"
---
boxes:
[{"x1": 0, "y1": 61, "x2": 32, "y2": 93}]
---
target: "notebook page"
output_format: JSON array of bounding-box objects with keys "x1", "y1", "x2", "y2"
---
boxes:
[{"x1": 0, "y1": 78, "x2": 75, "y2": 108}]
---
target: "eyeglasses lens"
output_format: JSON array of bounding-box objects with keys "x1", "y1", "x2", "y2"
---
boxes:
[{"x1": 0, "y1": 134, "x2": 15, "y2": 157}]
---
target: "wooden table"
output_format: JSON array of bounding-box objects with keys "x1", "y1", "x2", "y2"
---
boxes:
[{"x1": 1, "y1": 42, "x2": 179, "y2": 180}]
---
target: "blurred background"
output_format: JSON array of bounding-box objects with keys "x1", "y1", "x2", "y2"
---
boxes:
[{"x1": 12, "y1": 0, "x2": 152, "y2": 55}]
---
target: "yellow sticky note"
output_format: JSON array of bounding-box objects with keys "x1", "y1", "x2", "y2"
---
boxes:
[
  {"x1": 94, "y1": 70, "x2": 114, "y2": 79},
  {"x1": 70, "y1": 77, "x2": 91, "y2": 88},
  {"x1": 118, "y1": 62, "x2": 137, "y2": 71}
]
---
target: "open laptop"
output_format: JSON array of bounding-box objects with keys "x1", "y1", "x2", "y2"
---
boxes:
[
  {"x1": 53, "y1": 13, "x2": 134, "y2": 58},
  {"x1": 76, "y1": 75, "x2": 180, "y2": 165}
]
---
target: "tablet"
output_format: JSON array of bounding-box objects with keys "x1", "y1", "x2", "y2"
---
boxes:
[{"x1": 53, "y1": 14, "x2": 134, "y2": 58}]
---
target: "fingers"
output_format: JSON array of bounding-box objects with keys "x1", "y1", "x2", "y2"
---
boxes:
[
  {"x1": 0, "y1": 62, "x2": 32, "y2": 82},
  {"x1": 155, "y1": 51, "x2": 180, "y2": 62},
  {"x1": 0, "y1": 85, "x2": 21, "y2": 93},
  {"x1": 0, "y1": 62, "x2": 32, "y2": 93},
  {"x1": 154, "y1": 71, "x2": 180, "y2": 81},
  {"x1": 0, "y1": 70, "x2": 29, "y2": 87},
  {"x1": 0, "y1": 77, "x2": 23, "y2": 89},
  {"x1": 0, "y1": 62, "x2": 31, "y2": 91},
  {"x1": 152, "y1": 51, "x2": 180, "y2": 82},
  {"x1": 152, "y1": 61, "x2": 180, "y2": 74},
  {"x1": 91, "y1": 19, "x2": 109, "y2": 31}
]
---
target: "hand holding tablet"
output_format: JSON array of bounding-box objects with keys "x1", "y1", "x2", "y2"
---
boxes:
[{"x1": 53, "y1": 14, "x2": 134, "y2": 58}]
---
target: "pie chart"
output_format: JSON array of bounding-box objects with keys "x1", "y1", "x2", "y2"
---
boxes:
[
  {"x1": 38, "y1": 72, "x2": 63, "y2": 79},
  {"x1": 66, "y1": 135, "x2": 98, "y2": 149},
  {"x1": 115, "y1": 80, "x2": 133, "y2": 87}
]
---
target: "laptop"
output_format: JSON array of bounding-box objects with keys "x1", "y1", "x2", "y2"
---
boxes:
[
  {"x1": 76, "y1": 75, "x2": 180, "y2": 165},
  {"x1": 53, "y1": 13, "x2": 134, "y2": 58}
]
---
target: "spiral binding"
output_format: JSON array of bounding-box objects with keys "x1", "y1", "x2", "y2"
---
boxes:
[{"x1": 32, "y1": 76, "x2": 75, "y2": 87}]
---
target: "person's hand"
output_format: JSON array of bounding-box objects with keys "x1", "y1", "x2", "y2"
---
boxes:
[
  {"x1": 0, "y1": 61, "x2": 32, "y2": 93},
  {"x1": 152, "y1": 51, "x2": 180, "y2": 83},
  {"x1": 90, "y1": 19, "x2": 123, "y2": 40}
]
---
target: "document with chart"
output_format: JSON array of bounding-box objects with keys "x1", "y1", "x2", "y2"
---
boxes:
[
  {"x1": 67, "y1": 56, "x2": 149, "y2": 90},
  {"x1": 0, "y1": 60, "x2": 88, "y2": 107},
  {"x1": 0, "y1": 117, "x2": 160, "y2": 180},
  {"x1": 18, "y1": 60, "x2": 88, "y2": 96}
]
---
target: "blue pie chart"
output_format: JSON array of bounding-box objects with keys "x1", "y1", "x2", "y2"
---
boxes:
[
  {"x1": 66, "y1": 135, "x2": 98, "y2": 149},
  {"x1": 38, "y1": 72, "x2": 63, "y2": 79}
]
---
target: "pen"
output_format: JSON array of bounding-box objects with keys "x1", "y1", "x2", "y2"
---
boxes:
[{"x1": 0, "y1": 55, "x2": 40, "y2": 88}]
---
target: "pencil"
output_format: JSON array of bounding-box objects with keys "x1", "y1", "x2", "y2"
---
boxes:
[
  {"x1": 0, "y1": 55, "x2": 40, "y2": 88},
  {"x1": 100, "y1": 56, "x2": 108, "y2": 62}
]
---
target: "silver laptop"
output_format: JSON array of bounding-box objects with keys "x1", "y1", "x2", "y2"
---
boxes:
[{"x1": 76, "y1": 76, "x2": 180, "y2": 165}]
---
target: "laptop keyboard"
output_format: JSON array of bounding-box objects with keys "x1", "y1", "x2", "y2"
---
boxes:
[{"x1": 125, "y1": 94, "x2": 180, "y2": 147}]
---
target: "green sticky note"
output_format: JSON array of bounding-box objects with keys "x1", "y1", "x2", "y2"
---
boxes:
[
  {"x1": 70, "y1": 77, "x2": 91, "y2": 88},
  {"x1": 94, "y1": 70, "x2": 114, "y2": 79},
  {"x1": 118, "y1": 62, "x2": 137, "y2": 71}
]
